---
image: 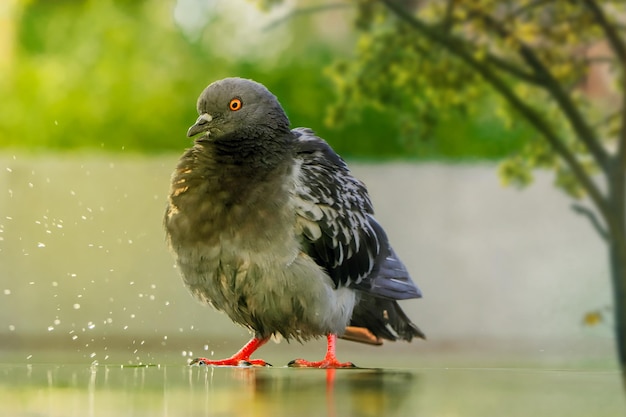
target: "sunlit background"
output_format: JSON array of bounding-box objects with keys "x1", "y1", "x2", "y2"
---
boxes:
[{"x1": 0, "y1": 0, "x2": 617, "y2": 370}]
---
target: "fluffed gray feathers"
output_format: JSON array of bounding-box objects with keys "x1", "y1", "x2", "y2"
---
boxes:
[{"x1": 165, "y1": 77, "x2": 425, "y2": 343}]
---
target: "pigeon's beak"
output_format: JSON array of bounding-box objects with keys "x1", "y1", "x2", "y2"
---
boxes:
[{"x1": 187, "y1": 113, "x2": 213, "y2": 138}]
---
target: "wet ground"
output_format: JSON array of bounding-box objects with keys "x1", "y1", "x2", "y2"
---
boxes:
[{"x1": 1, "y1": 362, "x2": 624, "y2": 417}]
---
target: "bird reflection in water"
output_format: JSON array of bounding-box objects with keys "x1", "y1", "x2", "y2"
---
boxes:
[{"x1": 214, "y1": 367, "x2": 418, "y2": 417}]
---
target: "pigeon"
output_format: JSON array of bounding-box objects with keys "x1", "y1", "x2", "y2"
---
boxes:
[{"x1": 164, "y1": 77, "x2": 425, "y2": 368}]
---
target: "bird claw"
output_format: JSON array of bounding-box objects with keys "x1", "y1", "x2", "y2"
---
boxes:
[
  {"x1": 239, "y1": 360, "x2": 272, "y2": 367},
  {"x1": 189, "y1": 357, "x2": 209, "y2": 366}
]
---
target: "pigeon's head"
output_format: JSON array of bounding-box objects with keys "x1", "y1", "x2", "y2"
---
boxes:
[{"x1": 187, "y1": 78, "x2": 291, "y2": 141}]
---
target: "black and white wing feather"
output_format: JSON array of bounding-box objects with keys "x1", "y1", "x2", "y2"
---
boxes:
[{"x1": 292, "y1": 128, "x2": 421, "y2": 301}]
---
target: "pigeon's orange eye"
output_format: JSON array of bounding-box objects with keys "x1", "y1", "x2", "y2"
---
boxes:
[{"x1": 229, "y1": 98, "x2": 242, "y2": 111}]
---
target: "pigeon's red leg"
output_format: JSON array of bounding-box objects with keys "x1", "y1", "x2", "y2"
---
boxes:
[
  {"x1": 190, "y1": 337, "x2": 271, "y2": 366},
  {"x1": 288, "y1": 334, "x2": 356, "y2": 368}
]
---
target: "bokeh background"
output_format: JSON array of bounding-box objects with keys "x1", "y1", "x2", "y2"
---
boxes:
[{"x1": 0, "y1": 0, "x2": 617, "y2": 368}]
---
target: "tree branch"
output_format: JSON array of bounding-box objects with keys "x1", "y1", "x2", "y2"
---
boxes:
[
  {"x1": 380, "y1": 0, "x2": 612, "y2": 225},
  {"x1": 582, "y1": 1, "x2": 626, "y2": 232},
  {"x1": 441, "y1": 0, "x2": 455, "y2": 33},
  {"x1": 583, "y1": 0, "x2": 626, "y2": 62},
  {"x1": 572, "y1": 203, "x2": 610, "y2": 242},
  {"x1": 484, "y1": 53, "x2": 542, "y2": 84},
  {"x1": 473, "y1": 9, "x2": 612, "y2": 173},
  {"x1": 508, "y1": 0, "x2": 554, "y2": 20}
]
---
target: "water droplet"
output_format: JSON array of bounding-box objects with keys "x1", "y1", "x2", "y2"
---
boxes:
[
  {"x1": 8, "y1": 325, "x2": 15, "y2": 331},
  {"x1": 37, "y1": 242, "x2": 46, "y2": 248},
  {"x1": 54, "y1": 319, "x2": 61, "y2": 325},
  {"x1": 3, "y1": 289, "x2": 11, "y2": 295},
  {"x1": 47, "y1": 326, "x2": 54, "y2": 331},
  {"x1": 73, "y1": 303, "x2": 81, "y2": 310}
]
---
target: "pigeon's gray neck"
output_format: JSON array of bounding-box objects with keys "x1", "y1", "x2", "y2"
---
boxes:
[{"x1": 206, "y1": 129, "x2": 294, "y2": 170}]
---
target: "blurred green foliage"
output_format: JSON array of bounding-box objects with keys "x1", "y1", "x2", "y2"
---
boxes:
[
  {"x1": 0, "y1": 0, "x2": 528, "y2": 159},
  {"x1": 324, "y1": 0, "x2": 622, "y2": 198}
]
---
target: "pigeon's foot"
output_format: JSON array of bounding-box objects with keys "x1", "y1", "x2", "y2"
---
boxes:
[
  {"x1": 288, "y1": 358, "x2": 355, "y2": 369},
  {"x1": 287, "y1": 333, "x2": 356, "y2": 368},
  {"x1": 188, "y1": 336, "x2": 270, "y2": 367},
  {"x1": 190, "y1": 357, "x2": 271, "y2": 367}
]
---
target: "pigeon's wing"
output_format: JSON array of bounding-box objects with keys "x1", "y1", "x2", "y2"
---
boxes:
[{"x1": 292, "y1": 128, "x2": 421, "y2": 300}]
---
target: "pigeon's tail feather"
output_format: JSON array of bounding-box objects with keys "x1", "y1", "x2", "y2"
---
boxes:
[
  {"x1": 347, "y1": 294, "x2": 426, "y2": 342},
  {"x1": 370, "y1": 247, "x2": 422, "y2": 300}
]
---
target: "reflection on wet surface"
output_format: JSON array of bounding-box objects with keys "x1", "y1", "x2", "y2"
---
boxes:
[{"x1": 0, "y1": 364, "x2": 624, "y2": 417}]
